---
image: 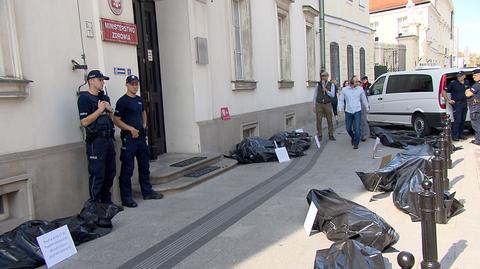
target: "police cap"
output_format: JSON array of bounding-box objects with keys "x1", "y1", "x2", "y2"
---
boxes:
[
  {"x1": 87, "y1": 70, "x2": 110, "y2": 80},
  {"x1": 126, "y1": 75, "x2": 139, "y2": 84}
]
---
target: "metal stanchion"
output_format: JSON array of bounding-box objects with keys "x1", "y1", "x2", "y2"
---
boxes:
[
  {"x1": 398, "y1": 251, "x2": 415, "y2": 269},
  {"x1": 444, "y1": 116, "x2": 453, "y2": 169},
  {"x1": 438, "y1": 133, "x2": 450, "y2": 190},
  {"x1": 432, "y1": 150, "x2": 447, "y2": 224},
  {"x1": 419, "y1": 179, "x2": 441, "y2": 269}
]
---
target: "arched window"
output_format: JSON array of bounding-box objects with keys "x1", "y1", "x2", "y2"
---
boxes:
[
  {"x1": 347, "y1": 45, "x2": 354, "y2": 79},
  {"x1": 330, "y1": 42, "x2": 340, "y2": 81},
  {"x1": 359, "y1": 47, "x2": 366, "y2": 78}
]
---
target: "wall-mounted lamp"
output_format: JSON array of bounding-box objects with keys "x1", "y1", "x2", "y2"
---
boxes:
[{"x1": 71, "y1": 59, "x2": 88, "y2": 71}]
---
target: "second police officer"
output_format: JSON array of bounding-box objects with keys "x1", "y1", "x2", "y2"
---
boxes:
[
  {"x1": 466, "y1": 69, "x2": 480, "y2": 146},
  {"x1": 77, "y1": 70, "x2": 116, "y2": 204},
  {"x1": 443, "y1": 71, "x2": 470, "y2": 141},
  {"x1": 113, "y1": 75, "x2": 164, "y2": 208}
]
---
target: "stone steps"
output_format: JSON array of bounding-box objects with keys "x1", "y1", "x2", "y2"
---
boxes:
[{"x1": 133, "y1": 153, "x2": 237, "y2": 194}]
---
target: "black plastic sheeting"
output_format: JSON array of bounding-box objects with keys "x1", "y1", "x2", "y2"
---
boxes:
[
  {"x1": 229, "y1": 131, "x2": 311, "y2": 164},
  {"x1": 306, "y1": 189, "x2": 399, "y2": 251},
  {"x1": 356, "y1": 145, "x2": 464, "y2": 221},
  {"x1": 314, "y1": 239, "x2": 386, "y2": 269},
  {"x1": 370, "y1": 127, "x2": 462, "y2": 151},
  {"x1": 371, "y1": 127, "x2": 422, "y2": 149},
  {"x1": 269, "y1": 131, "x2": 311, "y2": 154},
  {"x1": 356, "y1": 145, "x2": 433, "y2": 192},
  {"x1": 0, "y1": 201, "x2": 123, "y2": 269}
]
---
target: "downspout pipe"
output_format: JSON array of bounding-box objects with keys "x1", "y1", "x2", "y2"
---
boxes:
[{"x1": 319, "y1": 0, "x2": 325, "y2": 73}]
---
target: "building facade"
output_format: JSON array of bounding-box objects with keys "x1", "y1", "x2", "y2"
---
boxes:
[
  {"x1": 322, "y1": 0, "x2": 374, "y2": 84},
  {"x1": 0, "y1": 0, "x2": 320, "y2": 232},
  {"x1": 370, "y1": 0, "x2": 455, "y2": 71},
  {"x1": 156, "y1": 0, "x2": 320, "y2": 154}
]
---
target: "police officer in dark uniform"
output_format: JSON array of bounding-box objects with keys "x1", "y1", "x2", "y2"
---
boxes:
[
  {"x1": 466, "y1": 68, "x2": 480, "y2": 146},
  {"x1": 77, "y1": 70, "x2": 116, "y2": 203},
  {"x1": 443, "y1": 71, "x2": 470, "y2": 141},
  {"x1": 113, "y1": 75, "x2": 163, "y2": 208}
]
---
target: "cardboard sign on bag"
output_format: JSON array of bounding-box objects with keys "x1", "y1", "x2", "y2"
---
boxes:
[{"x1": 36, "y1": 225, "x2": 77, "y2": 268}]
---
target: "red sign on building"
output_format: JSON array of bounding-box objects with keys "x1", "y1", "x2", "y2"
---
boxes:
[
  {"x1": 221, "y1": 107, "x2": 231, "y2": 121},
  {"x1": 100, "y1": 18, "x2": 138, "y2": 45}
]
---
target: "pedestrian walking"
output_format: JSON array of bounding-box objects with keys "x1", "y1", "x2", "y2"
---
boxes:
[
  {"x1": 313, "y1": 71, "x2": 336, "y2": 141},
  {"x1": 360, "y1": 76, "x2": 371, "y2": 141},
  {"x1": 443, "y1": 71, "x2": 469, "y2": 141},
  {"x1": 330, "y1": 78, "x2": 339, "y2": 124},
  {"x1": 77, "y1": 70, "x2": 116, "y2": 204},
  {"x1": 361, "y1": 76, "x2": 371, "y2": 91},
  {"x1": 113, "y1": 75, "x2": 164, "y2": 208},
  {"x1": 465, "y1": 69, "x2": 480, "y2": 146},
  {"x1": 338, "y1": 76, "x2": 369, "y2": 149}
]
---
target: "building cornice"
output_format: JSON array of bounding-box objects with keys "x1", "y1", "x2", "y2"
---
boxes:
[
  {"x1": 302, "y1": 5, "x2": 319, "y2": 18},
  {"x1": 276, "y1": 0, "x2": 294, "y2": 11},
  {"x1": 324, "y1": 13, "x2": 372, "y2": 33}
]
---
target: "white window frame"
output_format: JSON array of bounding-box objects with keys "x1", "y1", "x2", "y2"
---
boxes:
[
  {"x1": 276, "y1": 0, "x2": 294, "y2": 86},
  {"x1": 0, "y1": 0, "x2": 30, "y2": 98},
  {"x1": 0, "y1": 0, "x2": 22, "y2": 79},
  {"x1": 302, "y1": 5, "x2": 319, "y2": 86},
  {"x1": 305, "y1": 24, "x2": 315, "y2": 82},
  {"x1": 397, "y1": 16, "x2": 409, "y2": 36},
  {"x1": 230, "y1": 0, "x2": 255, "y2": 90}
]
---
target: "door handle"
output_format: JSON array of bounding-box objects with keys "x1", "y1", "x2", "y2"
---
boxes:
[{"x1": 377, "y1": 97, "x2": 383, "y2": 101}]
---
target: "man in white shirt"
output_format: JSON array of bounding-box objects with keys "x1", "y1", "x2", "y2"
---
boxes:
[{"x1": 338, "y1": 77, "x2": 369, "y2": 149}]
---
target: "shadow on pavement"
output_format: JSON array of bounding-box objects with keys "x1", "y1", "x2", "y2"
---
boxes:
[
  {"x1": 440, "y1": 240, "x2": 468, "y2": 269},
  {"x1": 450, "y1": 175, "x2": 465, "y2": 188},
  {"x1": 452, "y1": 158, "x2": 464, "y2": 168}
]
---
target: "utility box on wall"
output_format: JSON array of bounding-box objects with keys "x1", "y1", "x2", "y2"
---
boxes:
[{"x1": 195, "y1": 37, "x2": 209, "y2": 65}]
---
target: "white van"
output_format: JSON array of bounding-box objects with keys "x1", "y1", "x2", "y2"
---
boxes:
[{"x1": 367, "y1": 68, "x2": 474, "y2": 136}]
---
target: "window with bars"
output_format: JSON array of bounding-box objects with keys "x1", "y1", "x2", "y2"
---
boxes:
[
  {"x1": 330, "y1": 42, "x2": 340, "y2": 82},
  {"x1": 359, "y1": 47, "x2": 365, "y2": 78},
  {"x1": 347, "y1": 45, "x2": 354, "y2": 80}
]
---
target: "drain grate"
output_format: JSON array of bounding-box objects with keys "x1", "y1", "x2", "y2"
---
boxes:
[
  {"x1": 170, "y1": 157, "x2": 207, "y2": 167},
  {"x1": 185, "y1": 166, "x2": 220, "y2": 177}
]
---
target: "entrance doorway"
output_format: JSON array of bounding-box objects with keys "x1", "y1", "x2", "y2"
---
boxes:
[{"x1": 133, "y1": 0, "x2": 166, "y2": 159}]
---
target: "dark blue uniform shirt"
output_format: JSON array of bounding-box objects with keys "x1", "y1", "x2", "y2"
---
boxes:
[
  {"x1": 446, "y1": 79, "x2": 469, "y2": 102},
  {"x1": 77, "y1": 91, "x2": 114, "y2": 131},
  {"x1": 469, "y1": 82, "x2": 480, "y2": 112},
  {"x1": 114, "y1": 94, "x2": 145, "y2": 130}
]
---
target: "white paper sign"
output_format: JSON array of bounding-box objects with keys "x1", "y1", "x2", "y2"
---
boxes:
[
  {"x1": 314, "y1": 135, "x2": 321, "y2": 149},
  {"x1": 295, "y1": 128, "x2": 304, "y2": 133},
  {"x1": 275, "y1": 147, "x2": 290, "y2": 163},
  {"x1": 304, "y1": 202, "x2": 318, "y2": 236},
  {"x1": 37, "y1": 225, "x2": 77, "y2": 268},
  {"x1": 372, "y1": 137, "x2": 381, "y2": 158}
]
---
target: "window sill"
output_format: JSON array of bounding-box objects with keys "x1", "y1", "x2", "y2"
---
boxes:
[
  {"x1": 232, "y1": 80, "x2": 257, "y2": 91},
  {"x1": 0, "y1": 78, "x2": 33, "y2": 98},
  {"x1": 306, "y1": 80, "x2": 318, "y2": 88},
  {"x1": 278, "y1": 80, "x2": 295, "y2": 89}
]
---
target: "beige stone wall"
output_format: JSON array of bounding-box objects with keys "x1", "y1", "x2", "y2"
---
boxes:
[{"x1": 324, "y1": 0, "x2": 374, "y2": 83}]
